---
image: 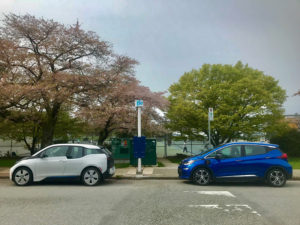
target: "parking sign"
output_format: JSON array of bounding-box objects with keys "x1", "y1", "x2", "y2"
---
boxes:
[
  {"x1": 135, "y1": 100, "x2": 143, "y2": 107},
  {"x1": 209, "y1": 108, "x2": 213, "y2": 121}
]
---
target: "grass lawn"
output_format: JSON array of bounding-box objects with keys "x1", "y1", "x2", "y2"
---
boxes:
[
  {"x1": 0, "y1": 158, "x2": 18, "y2": 167},
  {"x1": 115, "y1": 163, "x2": 130, "y2": 169},
  {"x1": 157, "y1": 161, "x2": 165, "y2": 167},
  {"x1": 167, "y1": 154, "x2": 189, "y2": 164},
  {"x1": 288, "y1": 157, "x2": 300, "y2": 169}
]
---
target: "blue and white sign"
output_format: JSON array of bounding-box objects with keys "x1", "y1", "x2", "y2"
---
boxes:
[{"x1": 135, "y1": 99, "x2": 143, "y2": 107}]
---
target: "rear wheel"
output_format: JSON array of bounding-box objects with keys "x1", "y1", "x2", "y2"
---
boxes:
[
  {"x1": 267, "y1": 168, "x2": 286, "y2": 187},
  {"x1": 13, "y1": 167, "x2": 32, "y2": 186},
  {"x1": 81, "y1": 167, "x2": 102, "y2": 186},
  {"x1": 192, "y1": 168, "x2": 211, "y2": 185}
]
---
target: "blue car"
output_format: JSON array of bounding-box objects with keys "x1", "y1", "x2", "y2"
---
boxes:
[{"x1": 178, "y1": 142, "x2": 293, "y2": 187}]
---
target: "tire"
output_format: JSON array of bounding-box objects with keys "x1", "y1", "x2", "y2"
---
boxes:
[
  {"x1": 192, "y1": 168, "x2": 211, "y2": 185},
  {"x1": 81, "y1": 167, "x2": 102, "y2": 186},
  {"x1": 13, "y1": 167, "x2": 33, "y2": 186},
  {"x1": 267, "y1": 168, "x2": 287, "y2": 187}
]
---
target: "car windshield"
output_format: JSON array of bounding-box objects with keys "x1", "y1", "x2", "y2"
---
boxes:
[{"x1": 196, "y1": 144, "x2": 223, "y2": 156}]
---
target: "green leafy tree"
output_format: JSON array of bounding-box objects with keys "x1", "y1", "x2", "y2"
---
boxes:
[
  {"x1": 0, "y1": 110, "x2": 42, "y2": 155},
  {"x1": 0, "y1": 110, "x2": 87, "y2": 155},
  {"x1": 167, "y1": 62, "x2": 286, "y2": 146}
]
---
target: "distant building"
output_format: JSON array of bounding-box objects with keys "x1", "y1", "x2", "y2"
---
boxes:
[{"x1": 285, "y1": 114, "x2": 300, "y2": 130}]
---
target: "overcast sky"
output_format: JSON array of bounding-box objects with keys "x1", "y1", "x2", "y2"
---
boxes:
[{"x1": 0, "y1": 0, "x2": 299, "y2": 114}]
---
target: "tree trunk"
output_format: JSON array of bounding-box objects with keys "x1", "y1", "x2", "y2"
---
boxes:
[
  {"x1": 97, "y1": 129, "x2": 109, "y2": 145},
  {"x1": 97, "y1": 117, "x2": 113, "y2": 145},
  {"x1": 41, "y1": 103, "x2": 61, "y2": 148}
]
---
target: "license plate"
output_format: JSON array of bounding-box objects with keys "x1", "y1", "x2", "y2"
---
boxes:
[{"x1": 109, "y1": 167, "x2": 115, "y2": 175}]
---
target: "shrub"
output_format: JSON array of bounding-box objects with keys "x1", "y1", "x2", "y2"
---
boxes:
[{"x1": 270, "y1": 128, "x2": 300, "y2": 157}]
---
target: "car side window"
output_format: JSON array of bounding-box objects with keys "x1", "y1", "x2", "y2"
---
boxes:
[
  {"x1": 217, "y1": 145, "x2": 242, "y2": 159},
  {"x1": 244, "y1": 145, "x2": 267, "y2": 156},
  {"x1": 42, "y1": 146, "x2": 69, "y2": 158},
  {"x1": 67, "y1": 147, "x2": 84, "y2": 159},
  {"x1": 207, "y1": 145, "x2": 242, "y2": 158},
  {"x1": 207, "y1": 151, "x2": 217, "y2": 158}
]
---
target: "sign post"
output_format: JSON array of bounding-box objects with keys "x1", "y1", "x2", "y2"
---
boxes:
[
  {"x1": 208, "y1": 108, "x2": 213, "y2": 147},
  {"x1": 135, "y1": 100, "x2": 143, "y2": 174}
]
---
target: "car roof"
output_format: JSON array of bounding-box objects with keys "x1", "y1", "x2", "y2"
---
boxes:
[
  {"x1": 46, "y1": 143, "x2": 101, "y2": 149},
  {"x1": 32, "y1": 143, "x2": 102, "y2": 156},
  {"x1": 222, "y1": 142, "x2": 279, "y2": 148}
]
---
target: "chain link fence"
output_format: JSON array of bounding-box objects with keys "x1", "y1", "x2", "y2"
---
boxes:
[{"x1": 156, "y1": 137, "x2": 209, "y2": 158}]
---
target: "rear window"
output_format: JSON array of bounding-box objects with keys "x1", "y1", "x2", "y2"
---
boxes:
[
  {"x1": 84, "y1": 148, "x2": 105, "y2": 155},
  {"x1": 244, "y1": 145, "x2": 268, "y2": 156},
  {"x1": 101, "y1": 147, "x2": 112, "y2": 155}
]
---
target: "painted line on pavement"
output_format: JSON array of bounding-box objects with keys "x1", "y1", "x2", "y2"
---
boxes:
[
  {"x1": 184, "y1": 190, "x2": 236, "y2": 198},
  {"x1": 189, "y1": 204, "x2": 261, "y2": 216}
]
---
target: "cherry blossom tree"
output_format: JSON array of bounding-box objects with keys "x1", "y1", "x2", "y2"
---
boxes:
[
  {"x1": 0, "y1": 14, "x2": 136, "y2": 148},
  {"x1": 77, "y1": 75, "x2": 168, "y2": 145}
]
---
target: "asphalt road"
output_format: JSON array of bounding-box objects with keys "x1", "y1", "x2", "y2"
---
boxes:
[{"x1": 0, "y1": 179, "x2": 299, "y2": 225}]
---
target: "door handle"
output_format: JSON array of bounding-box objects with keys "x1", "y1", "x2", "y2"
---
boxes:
[{"x1": 235, "y1": 160, "x2": 243, "y2": 162}]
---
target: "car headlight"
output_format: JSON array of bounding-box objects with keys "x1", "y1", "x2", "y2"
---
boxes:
[{"x1": 183, "y1": 160, "x2": 195, "y2": 166}]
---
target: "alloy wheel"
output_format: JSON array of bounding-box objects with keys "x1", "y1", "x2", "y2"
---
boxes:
[
  {"x1": 269, "y1": 169, "x2": 286, "y2": 187},
  {"x1": 193, "y1": 168, "x2": 210, "y2": 185},
  {"x1": 14, "y1": 168, "x2": 31, "y2": 186},
  {"x1": 83, "y1": 168, "x2": 100, "y2": 186}
]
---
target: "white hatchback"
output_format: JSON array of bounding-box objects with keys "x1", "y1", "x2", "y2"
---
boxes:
[{"x1": 10, "y1": 144, "x2": 115, "y2": 186}]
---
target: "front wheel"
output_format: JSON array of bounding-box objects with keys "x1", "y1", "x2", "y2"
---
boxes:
[
  {"x1": 267, "y1": 168, "x2": 286, "y2": 187},
  {"x1": 13, "y1": 167, "x2": 32, "y2": 186},
  {"x1": 81, "y1": 167, "x2": 102, "y2": 186},
  {"x1": 192, "y1": 168, "x2": 211, "y2": 185}
]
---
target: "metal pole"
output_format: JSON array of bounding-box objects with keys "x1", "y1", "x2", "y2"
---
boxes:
[
  {"x1": 137, "y1": 107, "x2": 142, "y2": 173},
  {"x1": 164, "y1": 135, "x2": 167, "y2": 158},
  {"x1": 208, "y1": 118, "x2": 211, "y2": 147}
]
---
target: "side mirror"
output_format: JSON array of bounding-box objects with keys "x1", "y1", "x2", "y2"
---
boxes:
[
  {"x1": 41, "y1": 154, "x2": 48, "y2": 158},
  {"x1": 215, "y1": 152, "x2": 222, "y2": 160}
]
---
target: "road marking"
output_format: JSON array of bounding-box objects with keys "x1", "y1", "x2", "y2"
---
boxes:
[
  {"x1": 189, "y1": 205, "x2": 222, "y2": 209},
  {"x1": 184, "y1": 191, "x2": 236, "y2": 198},
  {"x1": 188, "y1": 204, "x2": 261, "y2": 216}
]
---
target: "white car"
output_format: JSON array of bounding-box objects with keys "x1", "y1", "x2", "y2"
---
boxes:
[{"x1": 10, "y1": 144, "x2": 115, "y2": 186}]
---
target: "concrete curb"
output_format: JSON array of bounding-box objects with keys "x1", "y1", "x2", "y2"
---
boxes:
[
  {"x1": 111, "y1": 176, "x2": 179, "y2": 180},
  {"x1": 112, "y1": 176, "x2": 300, "y2": 181},
  {"x1": 1, "y1": 174, "x2": 300, "y2": 180}
]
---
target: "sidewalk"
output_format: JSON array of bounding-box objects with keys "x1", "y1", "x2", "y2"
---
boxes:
[
  {"x1": 1, "y1": 159, "x2": 300, "y2": 180},
  {"x1": 0, "y1": 167, "x2": 10, "y2": 179},
  {"x1": 114, "y1": 158, "x2": 178, "y2": 179}
]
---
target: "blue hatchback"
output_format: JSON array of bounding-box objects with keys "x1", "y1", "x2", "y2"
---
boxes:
[{"x1": 178, "y1": 142, "x2": 293, "y2": 187}]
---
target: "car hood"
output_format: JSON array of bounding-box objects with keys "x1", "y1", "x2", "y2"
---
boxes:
[
  {"x1": 181, "y1": 155, "x2": 204, "y2": 163},
  {"x1": 14, "y1": 156, "x2": 33, "y2": 165}
]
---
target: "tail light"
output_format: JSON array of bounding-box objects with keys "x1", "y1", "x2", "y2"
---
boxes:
[{"x1": 277, "y1": 153, "x2": 288, "y2": 160}]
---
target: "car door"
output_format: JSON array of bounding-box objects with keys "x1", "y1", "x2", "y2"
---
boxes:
[
  {"x1": 64, "y1": 146, "x2": 85, "y2": 176},
  {"x1": 239, "y1": 145, "x2": 269, "y2": 177},
  {"x1": 34, "y1": 146, "x2": 68, "y2": 178},
  {"x1": 208, "y1": 145, "x2": 244, "y2": 178}
]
